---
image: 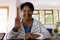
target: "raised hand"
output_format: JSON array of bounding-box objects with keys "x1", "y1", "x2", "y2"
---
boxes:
[{"x1": 13, "y1": 7, "x2": 21, "y2": 32}]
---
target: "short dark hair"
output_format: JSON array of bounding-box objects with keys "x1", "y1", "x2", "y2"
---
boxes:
[{"x1": 20, "y1": 2, "x2": 34, "y2": 12}]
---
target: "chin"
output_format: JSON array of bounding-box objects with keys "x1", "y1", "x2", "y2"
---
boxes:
[
  {"x1": 25, "y1": 18, "x2": 31, "y2": 20},
  {"x1": 24, "y1": 17, "x2": 32, "y2": 20}
]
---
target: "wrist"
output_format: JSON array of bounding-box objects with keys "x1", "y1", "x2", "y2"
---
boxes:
[
  {"x1": 30, "y1": 34, "x2": 35, "y2": 39},
  {"x1": 12, "y1": 27, "x2": 18, "y2": 32}
]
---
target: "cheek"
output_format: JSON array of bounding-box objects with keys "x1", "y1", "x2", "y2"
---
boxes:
[
  {"x1": 29, "y1": 13, "x2": 32, "y2": 16},
  {"x1": 23, "y1": 13, "x2": 25, "y2": 17},
  {"x1": 23, "y1": 13, "x2": 32, "y2": 17},
  {"x1": 29, "y1": 14, "x2": 32, "y2": 17}
]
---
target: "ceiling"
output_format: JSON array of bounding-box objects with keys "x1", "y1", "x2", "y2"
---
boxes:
[{"x1": 17, "y1": 0, "x2": 60, "y2": 9}]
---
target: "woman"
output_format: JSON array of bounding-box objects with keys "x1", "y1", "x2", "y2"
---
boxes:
[{"x1": 6, "y1": 2, "x2": 50, "y2": 40}]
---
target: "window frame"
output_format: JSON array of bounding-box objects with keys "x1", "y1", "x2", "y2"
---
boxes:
[{"x1": 33, "y1": 9, "x2": 59, "y2": 25}]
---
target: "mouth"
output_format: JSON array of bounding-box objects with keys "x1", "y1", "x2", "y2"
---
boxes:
[{"x1": 24, "y1": 15, "x2": 31, "y2": 19}]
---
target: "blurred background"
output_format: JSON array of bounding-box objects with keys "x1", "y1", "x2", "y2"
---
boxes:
[{"x1": 0, "y1": 0, "x2": 60, "y2": 35}]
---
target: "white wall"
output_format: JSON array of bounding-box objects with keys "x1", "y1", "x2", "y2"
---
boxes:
[
  {"x1": 0, "y1": 0, "x2": 16, "y2": 32},
  {"x1": 19, "y1": 0, "x2": 60, "y2": 8}
]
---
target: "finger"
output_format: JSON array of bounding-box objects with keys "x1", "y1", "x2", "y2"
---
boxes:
[
  {"x1": 16, "y1": 7, "x2": 20, "y2": 18},
  {"x1": 16, "y1": 13, "x2": 21, "y2": 20}
]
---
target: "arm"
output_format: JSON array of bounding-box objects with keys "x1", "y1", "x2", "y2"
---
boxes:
[
  {"x1": 32, "y1": 26, "x2": 50, "y2": 39},
  {"x1": 40, "y1": 27, "x2": 50, "y2": 39},
  {"x1": 32, "y1": 20, "x2": 50, "y2": 39},
  {"x1": 38, "y1": 21, "x2": 50, "y2": 39},
  {"x1": 6, "y1": 7, "x2": 21, "y2": 39},
  {"x1": 25, "y1": 32, "x2": 40, "y2": 39},
  {"x1": 31, "y1": 33, "x2": 40, "y2": 39},
  {"x1": 6, "y1": 29, "x2": 19, "y2": 39}
]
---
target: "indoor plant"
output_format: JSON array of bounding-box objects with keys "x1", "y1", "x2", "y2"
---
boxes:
[
  {"x1": 54, "y1": 22, "x2": 60, "y2": 39},
  {"x1": 54, "y1": 28, "x2": 58, "y2": 39},
  {"x1": 54, "y1": 28, "x2": 58, "y2": 34},
  {"x1": 54, "y1": 22, "x2": 60, "y2": 33}
]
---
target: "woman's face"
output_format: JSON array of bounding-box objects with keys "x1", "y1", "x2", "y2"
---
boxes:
[{"x1": 22, "y1": 6, "x2": 33, "y2": 20}]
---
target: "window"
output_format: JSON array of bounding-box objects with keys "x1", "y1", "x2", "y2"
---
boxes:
[
  {"x1": 32, "y1": 10, "x2": 59, "y2": 24},
  {"x1": 32, "y1": 10, "x2": 39, "y2": 20},
  {"x1": 44, "y1": 10, "x2": 53, "y2": 24},
  {"x1": 0, "y1": 6, "x2": 9, "y2": 33}
]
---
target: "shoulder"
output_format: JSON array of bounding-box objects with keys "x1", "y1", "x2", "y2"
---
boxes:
[
  {"x1": 33, "y1": 19, "x2": 44, "y2": 28},
  {"x1": 33, "y1": 19, "x2": 40, "y2": 23},
  {"x1": 33, "y1": 19, "x2": 42, "y2": 25}
]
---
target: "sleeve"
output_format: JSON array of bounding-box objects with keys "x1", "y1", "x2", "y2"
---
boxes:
[
  {"x1": 35, "y1": 21, "x2": 50, "y2": 39},
  {"x1": 6, "y1": 29, "x2": 19, "y2": 39},
  {"x1": 39, "y1": 22, "x2": 50, "y2": 39},
  {"x1": 40, "y1": 27, "x2": 50, "y2": 39}
]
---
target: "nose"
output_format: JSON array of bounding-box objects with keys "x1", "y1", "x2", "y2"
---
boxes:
[{"x1": 25, "y1": 11, "x2": 29, "y2": 14}]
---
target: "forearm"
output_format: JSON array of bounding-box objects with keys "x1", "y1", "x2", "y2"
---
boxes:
[
  {"x1": 6, "y1": 31, "x2": 18, "y2": 39},
  {"x1": 31, "y1": 34, "x2": 40, "y2": 39},
  {"x1": 6, "y1": 28, "x2": 19, "y2": 39}
]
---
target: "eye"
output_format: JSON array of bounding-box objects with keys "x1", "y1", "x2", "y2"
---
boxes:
[{"x1": 23, "y1": 10, "x2": 26, "y2": 12}]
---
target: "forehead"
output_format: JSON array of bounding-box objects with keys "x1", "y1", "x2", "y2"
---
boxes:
[{"x1": 22, "y1": 6, "x2": 31, "y2": 10}]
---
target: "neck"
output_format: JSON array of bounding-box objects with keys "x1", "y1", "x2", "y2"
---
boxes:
[{"x1": 23, "y1": 18, "x2": 32, "y2": 22}]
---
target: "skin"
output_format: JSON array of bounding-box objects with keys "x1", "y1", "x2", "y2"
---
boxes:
[
  {"x1": 14, "y1": 6, "x2": 40, "y2": 39},
  {"x1": 22, "y1": 6, "x2": 32, "y2": 21},
  {"x1": 21, "y1": 6, "x2": 33, "y2": 28}
]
